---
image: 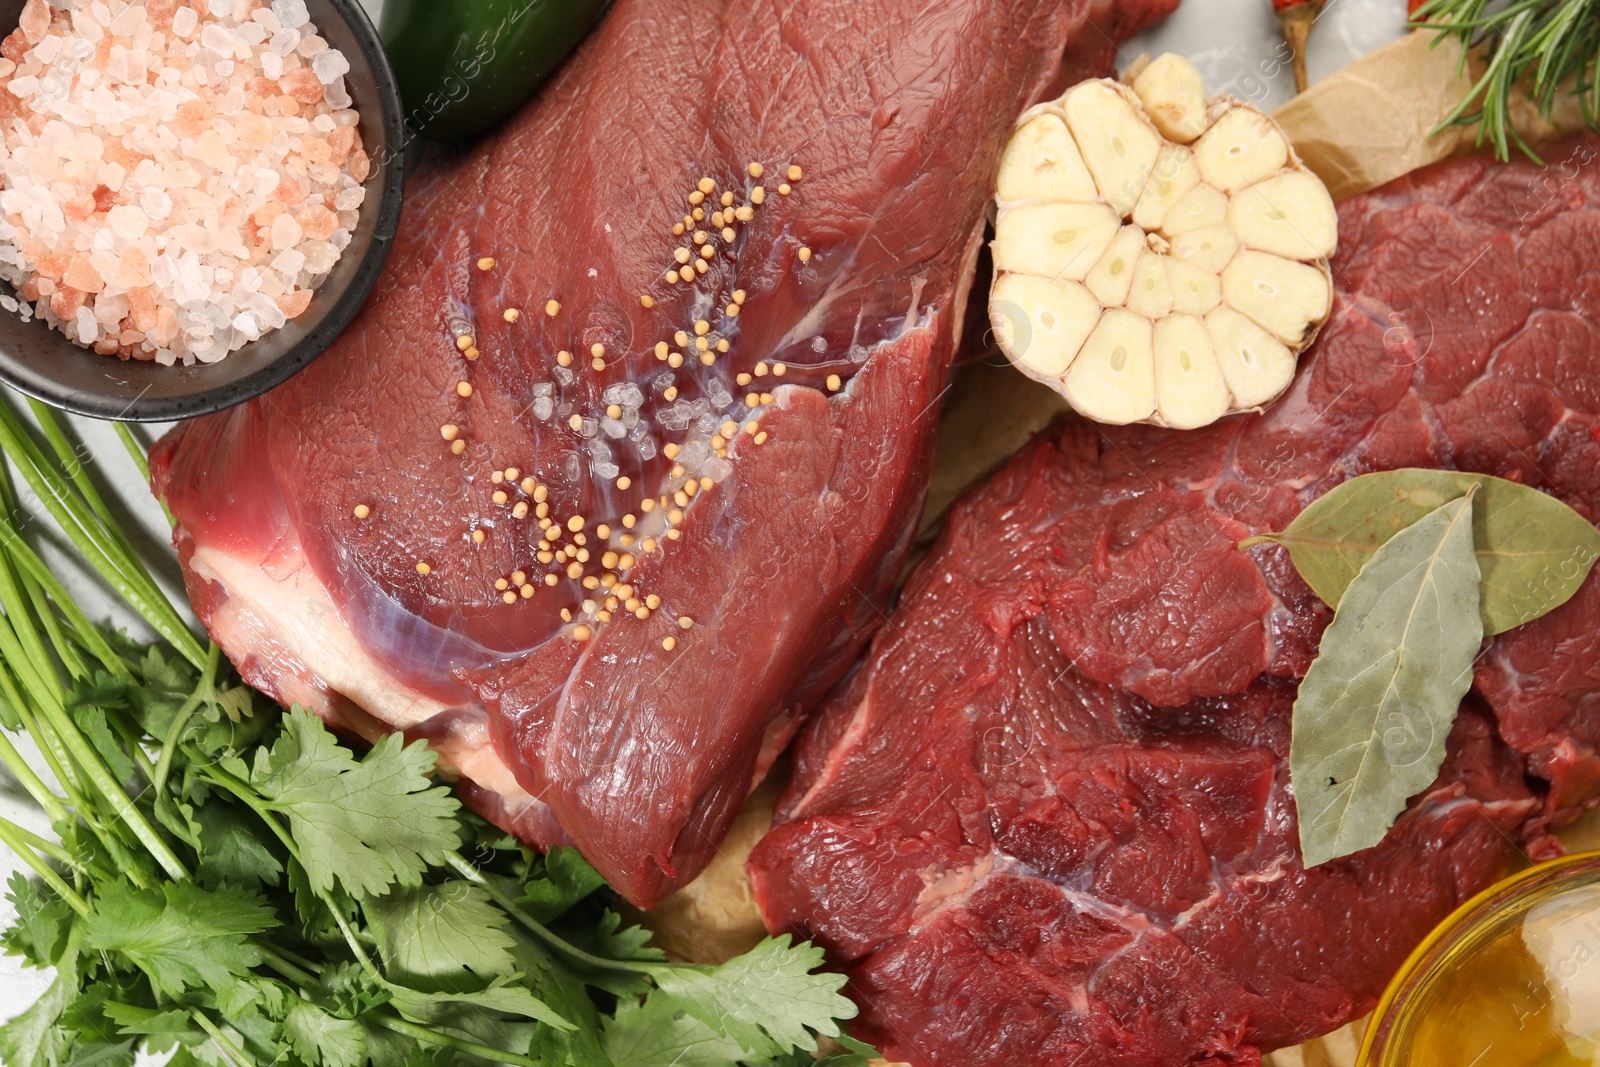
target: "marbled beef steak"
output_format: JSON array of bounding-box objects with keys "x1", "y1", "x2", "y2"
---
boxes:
[
  {"x1": 749, "y1": 136, "x2": 1600, "y2": 1065},
  {"x1": 150, "y1": 0, "x2": 1178, "y2": 907}
]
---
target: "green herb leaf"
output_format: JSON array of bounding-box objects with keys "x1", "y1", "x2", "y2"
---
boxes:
[
  {"x1": 385, "y1": 978, "x2": 575, "y2": 1032},
  {"x1": 250, "y1": 708, "x2": 462, "y2": 899},
  {"x1": 0, "y1": 971, "x2": 73, "y2": 1067},
  {"x1": 517, "y1": 847, "x2": 606, "y2": 923},
  {"x1": 194, "y1": 802, "x2": 284, "y2": 890},
  {"x1": 761, "y1": 1035, "x2": 879, "y2": 1067},
  {"x1": 364, "y1": 882, "x2": 518, "y2": 989},
  {"x1": 2, "y1": 871, "x2": 73, "y2": 968},
  {"x1": 283, "y1": 999, "x2": 368, "y2": 1067},
  {"x1": 1290, "y1": 493, "x2": 1483, "y2": 867},
  {"x1": 0, "y1": 931, "x2": 78, "y2": 1067},
  {"x1": 83, "y1": 881, "x2": 277, "y2": 999},
  {"x1": 58, "y1": 982, "x2": 139, "y2": 1064},
  {"x1": 602, "y1": 996, "x2": 748, "y2": 1067},
  {"x1": 100, "y1": 1001, "x2": 200, "y2": 1042},
  {"x1": 650, "y1": 936, "x2": 858, "y2": 1058},
  {"x1": 1244, "y1": 468, "x2": 1600, "y2": 635},
  {"x1": 69, "y1": 703, "x2": 136, "y2": 785}
]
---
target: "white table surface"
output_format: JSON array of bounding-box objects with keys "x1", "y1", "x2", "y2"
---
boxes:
[{"x1": 0, "y1": 0, "x2": 1408, "y2": 1041}]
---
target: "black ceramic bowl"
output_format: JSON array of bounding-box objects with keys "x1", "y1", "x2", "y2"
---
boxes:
[{"x1": 0, "y1": 0, "x2": 405, "y2": 422}]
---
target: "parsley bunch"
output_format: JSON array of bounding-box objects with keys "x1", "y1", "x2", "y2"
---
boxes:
[{"x1": 0, "y1": 394, "x2": 869, "y2": 1067}]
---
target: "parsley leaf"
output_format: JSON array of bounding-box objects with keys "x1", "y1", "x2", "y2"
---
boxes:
[
  {"x1": 2, "y1": 872, "x2": 72, "y2": 968},
  {"x1": 83, "y1": 881, "x2": 276, "y2": 999},
  {"x1": 250, "y1": 709, "x2": 461, "y2": 899},
  {"x1": 602, "y1": 996, "x2": 748, "y2": 1067},
  {"x1": 650, "y1": 936, "x2": 858, "y2": 1058},
  {"x1": 283, "y1": 999, "x2": 367, "y2": 1067},
  {"x1": 364, "y1": 883, "x2": 517, "y2": 990}
]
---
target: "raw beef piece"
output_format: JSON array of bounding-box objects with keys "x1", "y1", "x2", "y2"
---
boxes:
[
  {"x1": 149, "y1": 0, "x2": 1178, "y2": 908},
  {"x1": 749, "y1": 135, "x2": 1600, "y2": 1065}
]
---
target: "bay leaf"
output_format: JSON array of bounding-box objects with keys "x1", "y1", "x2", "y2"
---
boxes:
[
  {"x1": 1243, "y1": 468, "x2": 1600, "y2": 635},
  {"x1": 1291, "y1": 492, "x2": 1482, "y2": 868}
]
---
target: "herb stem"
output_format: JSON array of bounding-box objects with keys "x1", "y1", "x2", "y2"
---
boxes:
[
  {"x1": 32, "y1": 687, "x2": 190, "y2": 883},
  {"x1": 255, "y1": 942, "x2": 322, "y2": 983},
  {"x1": 0, "y1": 816, "x2": 88, "y2": 916},
  {"x1": 189, "y1": 1010, "x2": 251, "y2": 1067},
  {"x1": 0, "y1": 728, "x2": 69, "y2": 825},
  {"x1": 445, "y1": 852, "x2": 661, "y2": 975},
  {"x1": 196, "y1": 756, "x2": 384, "y2": 980},
  {"x1": 367, "y1": 1012, "x2": 544, "y2": 1067},
  {"x1": 114, "y1": 422, "x2": 173, "y2": 528},
  {"x1": 0, "y1": 398, "x2": 204, "y2": 669},
  {"x1": 149, "y1": 646, "x2": 219, "y2": 799},
  {"x1": 1415, "y1": 0, "x2": 1600, "y2": 161}
]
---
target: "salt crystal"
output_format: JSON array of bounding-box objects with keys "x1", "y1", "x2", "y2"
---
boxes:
[
  {"x1": 75, "y1": 305, "x2": 96, "y2": 343},
  {"x1": 205, "y1": 0, "x2": 231, "y2": 16},
  {"x1": 106, "y1": 204, "x2": 147, "y2": 238},
  {"x1": 140, "y1": 187, "x2": 173, "y2": 219},
  {"x1": 296, "y1": 34, "x2": 326, "y2": 59},
  {"x1": 17, "y1": 0, "x2": 49, "y2": 45},
  {"x1": 270, "y1": 0, "x2": 310, "y2": 31},
  {"x1": 601, "y1": 417, "x2": 626, "y2": 440},
  {"x1": 299, "y1": 239, "x2": 335, "y2": 274},
  {"x1": 310, "y1": 49, "x2": 346, "y2": 84},
  {"x1": 268, "y1": 212, "x2": 301, "y2": 250},
  {"x1": 268, "y1": 28, "x2": 298, "y2": 56},
  {"x1": 270, "y1": 246, "x2": 304, "y2": 275},
  {"x1": 253, "y1": 7, "x2": 282, "y2": 34},
  {"x1": 328, "y1": 229, "x2": 350, "y2": 252},
  {"x1": 532, "y1": 396, "x2": 554, "y2": 421},
  {"x1": 30, "y1": 36, "x2": 62, "y2": 66},
  {"x1": 109, "y1": 5, "x2": 145, "y2": 36},
  {"x1": 638, "y1": 438, "x2": 658, "y2": 461},
  {"x1": 333, "y1": 185, "x2": 363, "y2": 211}
]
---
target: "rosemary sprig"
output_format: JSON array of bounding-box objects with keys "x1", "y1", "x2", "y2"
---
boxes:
[{"x1": 1413, "y1": 0, "x2": 1600, "y2": 163}]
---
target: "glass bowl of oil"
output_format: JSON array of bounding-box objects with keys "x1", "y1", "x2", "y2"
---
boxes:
[{"x1": 1360, "y1": 850, "x2": 1600, "y2": 1067}]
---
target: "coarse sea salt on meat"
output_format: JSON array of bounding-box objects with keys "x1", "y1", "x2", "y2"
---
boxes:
[{"x1": 0, "y1": 0, "x2": 369, "y2": 364}]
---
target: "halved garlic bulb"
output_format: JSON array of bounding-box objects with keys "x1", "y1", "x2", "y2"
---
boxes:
[{"x1": 990, "y1": 53, "x2": 1336, "y2": 429}]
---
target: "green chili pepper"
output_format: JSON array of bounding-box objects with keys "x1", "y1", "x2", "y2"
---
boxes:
[{"x1": 380, "y1": 0, "x2": 609, "y2": 142}]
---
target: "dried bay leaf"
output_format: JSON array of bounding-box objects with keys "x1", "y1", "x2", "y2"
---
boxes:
[
  {"x1": 1243, "y1": 468, "x2": 1600, "y2": 635},
  {"x1": 1291, "y1": 492, "x2": 1482, "y2": 868}
]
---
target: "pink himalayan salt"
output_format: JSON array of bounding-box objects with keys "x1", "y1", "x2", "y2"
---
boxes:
[
  {"x1": 17, "y1": 0, "x2": 47, "y2": 45},
  {"x1": 0, "y1": 0, "x2": 367, "y2": 364}
]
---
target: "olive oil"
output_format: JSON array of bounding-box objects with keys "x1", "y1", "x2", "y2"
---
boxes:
[{"x1": 1388, "y1": 901, "x2": 1600, "y2": 1067}]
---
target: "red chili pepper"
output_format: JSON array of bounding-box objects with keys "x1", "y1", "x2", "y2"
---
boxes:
[{"x1": 1272, "y1": 0, "x2": 1324, "y2": 94}]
